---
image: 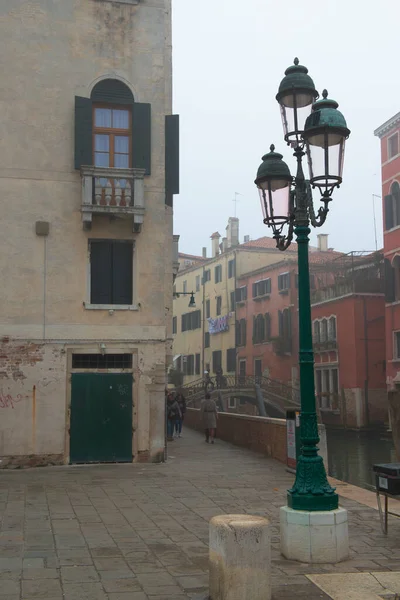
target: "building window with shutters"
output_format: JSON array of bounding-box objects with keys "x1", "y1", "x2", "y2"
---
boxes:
[
  {"x1": 388, "y1": 133, "x2": 399, "y2": 160},
  {"x1": 276, "y1": 308, "x2": 292, "y2": 353},
  {"x1": 195, "y1": 354, "x2": 201, "y2": 375},
  {"x1": 228, "y1": 259, "x2": 235, "y2": 278},
  {"x1": 235, "y1": 286, "x2": 247, "y2": 304},
  {"x1": 212, "y1": 350, "x2": 222, "y2": 373},
  {"x1": 196, "y1": 275, "x2": 201, "y2": 292},
  {"x1": 236, "y1": 319, "x2": 247, "y2": 347},
  {"x1": 205, "y1": 332, "x2": 210, "y2": 348},
  {"x1": 216, "y1": 296, "x2": 222, "y2": 316},
  {"x1": 203, "y1": 269, "x2": 211, "y2": 283},
  {"x1": 93, "y1": 105, "x2": 131, "y2": 169},
  {"x1": 172, "y1": 316, "x2": 177, "y2": 334},
  {"x1": 215, "y1": 265, "x2": 222, "y2": 283},
  {"x1": 226, "y1": 348, "x2": 236, "y2": 373},
  {"x1": 89, "y1": 240, "x2": 133, "y2": 306},
  {"x1": 252, "y1": 278, "x2": 271, "y2": 299},
  {"x1": 181, "y1": 310, "x2": 201, "y2": 332},
  {"x1": 230, "y1": 291, "x2": 235, "y2": 312},
  {"x1": 206, "y1": 299, "x2": 211, "y2": 319},
  {"x1": 253, "y1": 314, "x2": 265, "y2": 344},
  {"x1": 278, "y1": 272, "x2": 290, "y2": 293},
  {"x1": 385, "y1": 182, "x2": 400, "y2": 230}
]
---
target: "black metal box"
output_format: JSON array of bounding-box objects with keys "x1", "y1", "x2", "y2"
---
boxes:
[{"x1": 373, "y1": 463, "x2": 400, "y2": 495}]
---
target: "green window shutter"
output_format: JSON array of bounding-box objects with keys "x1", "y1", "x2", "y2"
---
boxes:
[
  {"x1": 75, "y1": 97, "x2": 93, "y2": 170},
  {"x1": 385, "y1": 195, "x2": 394, "y2": 230},
  {"x1": 165, "y1": 114, "x2": 180, "y2": 206},
  {"x1": 132, "y1": 103, "x2": 151, "y2": 175},
  {"x1": 112, "y1": 242, "x2": 133, "y2": 305},
  {"x1": 90, "y1": 241, "x2": 112, "y2": 304}
]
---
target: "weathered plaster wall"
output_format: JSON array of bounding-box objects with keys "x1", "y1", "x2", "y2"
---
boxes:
[{"x1": 0, "y1": 0, "x2": 173, "y2": 461}]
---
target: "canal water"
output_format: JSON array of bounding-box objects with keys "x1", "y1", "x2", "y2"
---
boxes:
[{"x1": 326, "y1": 429, "x2": 397, "y2": 491}]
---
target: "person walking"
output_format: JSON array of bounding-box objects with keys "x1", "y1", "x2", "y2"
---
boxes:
[
  {"x1": 200, "y1": 392, "x2": 218, "y2": 444},
  {"x1": 166, "y1": 393, "x2": 181, "y2": 442},
  {"x1": 175, "y1": 392, "x2": 186, "y2": 438}
]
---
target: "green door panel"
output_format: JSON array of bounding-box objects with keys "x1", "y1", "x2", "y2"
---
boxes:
[{"x1": 70, "y1": 373, "x2": 132, "y2": 464}]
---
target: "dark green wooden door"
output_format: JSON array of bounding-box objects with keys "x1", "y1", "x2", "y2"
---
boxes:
[{"x1": 70, "y1": 373, "x2": 132, "y2": 464}]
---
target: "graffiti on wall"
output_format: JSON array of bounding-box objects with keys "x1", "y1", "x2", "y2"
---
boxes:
[{"x1": 0, "y1": 392, "x2": 29, "y2": 409}]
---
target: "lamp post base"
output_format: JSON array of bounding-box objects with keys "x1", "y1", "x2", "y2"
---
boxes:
[{"x1": 280, "y1": 506, "x2": 349, "y2": 564}]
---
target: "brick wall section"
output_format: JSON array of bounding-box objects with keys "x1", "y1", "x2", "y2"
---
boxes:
[{"x1": 184, "y1": 408, "x2": 287, "y2": 464}]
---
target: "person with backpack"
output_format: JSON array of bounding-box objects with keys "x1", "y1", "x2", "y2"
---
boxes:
[
  {"x1": 174, "y1": 392, "x2": 187, "y2": 438},
  {"x1": 166, "y1": 393, "x2": 181, "y2": 442}
]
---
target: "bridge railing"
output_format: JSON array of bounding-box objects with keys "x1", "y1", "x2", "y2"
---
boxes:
[{"x1": 180, "y1": 374, "x2": 300, "y2": 408}]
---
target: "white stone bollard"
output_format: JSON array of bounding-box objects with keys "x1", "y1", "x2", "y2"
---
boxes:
[
  {"x1": 280, "y1": 506, "x2": 349, "y2": 563},
  {"x1": 209, "y1": 514, "x2": 271, "y2": 600}
]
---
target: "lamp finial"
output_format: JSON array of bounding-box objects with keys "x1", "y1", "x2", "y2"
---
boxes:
[
  {"x1": 270, "y1": 144, "x2": 275, "y2": 152},
  {"x1": 322, "y1": 89, "x2": 328, "y2": 99},
  {"x1": 294, "y1": 57, "x2": 299, "y2": 65}
]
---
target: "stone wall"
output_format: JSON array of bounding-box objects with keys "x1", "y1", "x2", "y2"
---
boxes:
[
  {"x1": 185, "y1": 409, "x2": 287, "y2": 463},
  {"x1": 184, "y1": 408, "x2": 329, "y2": 469}
]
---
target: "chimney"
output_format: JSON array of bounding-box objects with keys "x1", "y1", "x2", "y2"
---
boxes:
[
  {"x1": 244, "y1": 235, "x2": 250, "y2": 243},
  {"x1": 202, "y1": 247, "x2": 207, "y2": 259},
  {"x1": 210, "y1": 232, "x2": 221, "y2": 257},
  {"x1": 317, "y1": 234, "x2": 328, "y2": 252},
  {"x1": 226, "y1": 217, "x2": 239, "y2": 248},
  {"x1": 221, "y1": 237, "x2": 228, "y2": 253}
]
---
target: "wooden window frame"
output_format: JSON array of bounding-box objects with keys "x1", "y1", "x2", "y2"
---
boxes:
[{"x1": 93, "y1": 103, "x2": 132, "y2": 169}]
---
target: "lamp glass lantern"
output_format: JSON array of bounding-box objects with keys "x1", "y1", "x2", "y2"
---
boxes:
[
  {"x1": 255, "y1": 145, "x2": 293, "y2": 238},
  {"x1": 276, "y1": 58, "x2": 319, "y2": 146},
  {"x1": 303, "y1": 90, "x2": 351, "y2": 195}
]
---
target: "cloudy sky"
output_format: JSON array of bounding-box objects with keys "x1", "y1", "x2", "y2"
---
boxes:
[{"x1": 171, "y1": 0, "x2": 399, "y2": 257}]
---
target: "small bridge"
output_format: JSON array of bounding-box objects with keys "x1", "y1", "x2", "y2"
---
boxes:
[{"x1": 181, "y1": 375, "x2": 300, "y2": 418}]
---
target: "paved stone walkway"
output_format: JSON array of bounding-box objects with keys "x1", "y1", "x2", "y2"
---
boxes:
[{"x1": 1, "y1": 429, "x2": 400, "y2": 599}]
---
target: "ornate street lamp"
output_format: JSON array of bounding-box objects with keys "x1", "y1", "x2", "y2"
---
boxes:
[{"x1": 255, "y1": 60, "x2": 350, "y2": 517}]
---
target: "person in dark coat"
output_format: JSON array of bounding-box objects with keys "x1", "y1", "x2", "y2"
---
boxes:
[
  {"x1": 166, "y1": 393, "x2": 181, "y2": 442},
  {"x1": 175, "y1": 393, "x2": 187, "y2": 437},
  {"x1": 200, "y1": 392, "x2": 218, "y2": 443}
]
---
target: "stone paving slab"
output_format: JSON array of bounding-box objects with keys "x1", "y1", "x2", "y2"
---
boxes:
[{"x1": 1, "y1": 429, "x2": 400, "y2": 599}]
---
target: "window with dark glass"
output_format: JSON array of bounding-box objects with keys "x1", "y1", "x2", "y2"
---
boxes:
[
  {"x1": 216, "y1": 296, "x2": 222, "y2": 316},
  {"x1": 236, "y1": 319, "x2": 247, "y2": 347},
  {"x1": 172, "y1": 316, "x2": 177, "y2": 334},
  {"x1": 230, "y1": 291, "x2": 235, "y2": 312},
  {"x1": 205, "y1": 332, "x2": 210, "y2": 348},
  {"x1": 228, "y1": 259, "x2": 235, "y2": 279},
  {"x1": 395, "y1": 331, "x2": 400, "y2": 359},
  {"x1": 90, "y1": 240, "x2": 133, "y2": 305},
  {"x1": 215, "y1": 265, "x2": 222, "y2": 283},
  {"x1": 212, "y1": 350, "x2": 222, "y2": 373},
  {"x1": 206, "y1": 299, "x2": 210, "y2": 319},
  {"x1": 195, "y1": 353, "x2": 201, "y2": 375},
  {"x1": 226, "y1": 348, "x2": 236, "y2": 373},
  {"x1": 386, "y1": 182, "x2": 400, "y2": 230}
]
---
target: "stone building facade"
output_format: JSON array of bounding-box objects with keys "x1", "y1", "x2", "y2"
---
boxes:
[{"x1": 0, "y1": 0, "x2": 179, "y2": 465}]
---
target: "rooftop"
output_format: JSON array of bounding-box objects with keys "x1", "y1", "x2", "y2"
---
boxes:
[{"x1": 374, "y1": 111, "x2": 400, "y2": 138}]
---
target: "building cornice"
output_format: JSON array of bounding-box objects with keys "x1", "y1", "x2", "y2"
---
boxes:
[{"x1": 374, "y1": 112, "x2": 400, "y2": 138}]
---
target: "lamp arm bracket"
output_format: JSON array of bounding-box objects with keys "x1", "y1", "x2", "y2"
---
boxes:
[
  {"x1": 307, "y1": 181, "x2": 330, "y2": 228},
  {"x1": 275, "y1": 216, "x2": 295, "y2": 251}
]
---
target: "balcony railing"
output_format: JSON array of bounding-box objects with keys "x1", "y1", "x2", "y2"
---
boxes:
[
  {"x1": 80, "y1": 166, "x2": 146, "y2": 231},
  {"x1": 271, "y1": 335, "x2": 292, "y2": 355}
]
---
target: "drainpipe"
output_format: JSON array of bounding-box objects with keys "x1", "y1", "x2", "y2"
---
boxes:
[{"x1": 363, "y1": 297, "x2": 370, "y2": 428}]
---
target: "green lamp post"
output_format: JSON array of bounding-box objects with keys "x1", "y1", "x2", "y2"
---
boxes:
[{"x1": 255, "y1": 59, "x2": 350, "y2": 512}]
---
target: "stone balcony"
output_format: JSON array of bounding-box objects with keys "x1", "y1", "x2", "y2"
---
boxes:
[{"x1": 80, "y1": 166, "x2": 146, "y2": 231}]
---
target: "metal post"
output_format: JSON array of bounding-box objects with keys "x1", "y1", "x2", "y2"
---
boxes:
[{"x1": 287, "y1": 148, "x2": 338, "y2": 511}]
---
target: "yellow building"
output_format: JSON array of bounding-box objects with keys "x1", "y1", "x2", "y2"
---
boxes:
[{"x1": 172, "y1": 218, "x2": 297, "y2": 385}]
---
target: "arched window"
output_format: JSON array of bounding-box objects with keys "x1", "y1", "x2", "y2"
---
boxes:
[
  {"x1": 328, "y1": 316, "x2": 337, "y2": 341},
  {"x1": 385, "y1": 181, "x2": 400, "y2": 230},
  {"x1": 313, "y1": 320, "x2": 320, "y2": 343},
  {"x1": 253, "y1": 314, "x2": 265, "y2": 344},
  {"x1": 74, "y1": 79, "x2": 151, "y2": 174},
  {"x1": 264, "y1": 313, "x2": 271, "y2": 341},
  {"x1": 320, "y1": 318, "x2": 328, "y2": 342},
  {"x1": 91, "y1": 80, "x2": 134, "y2": 171}
]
